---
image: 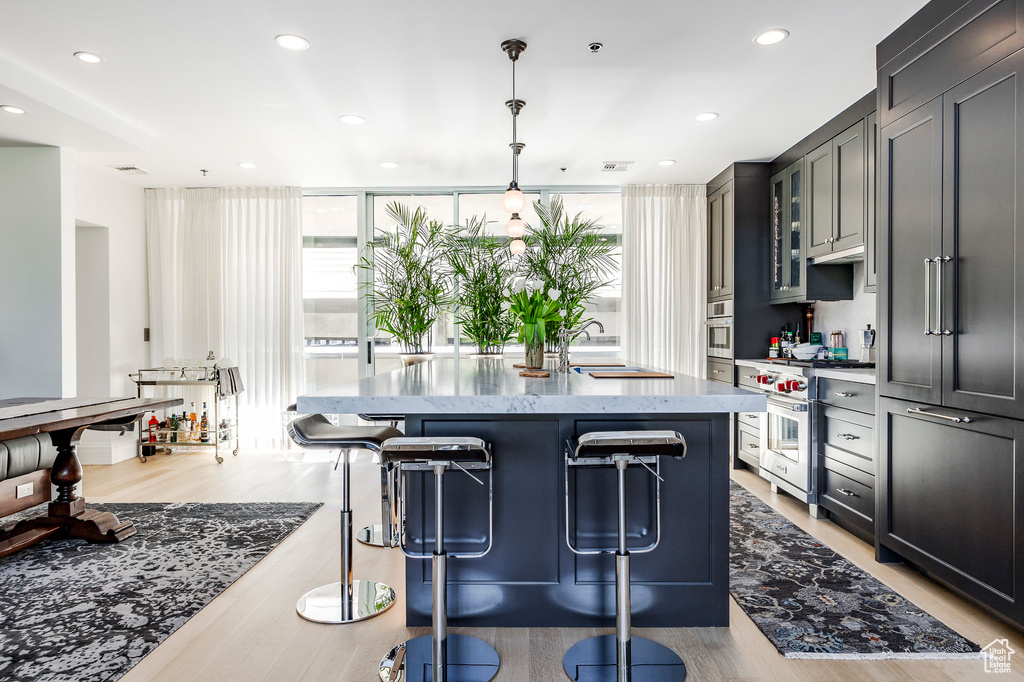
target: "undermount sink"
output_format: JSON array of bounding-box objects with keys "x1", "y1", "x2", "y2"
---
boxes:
[{"x1": 573, "y1": 366, "x2": 647, "y2": 374}]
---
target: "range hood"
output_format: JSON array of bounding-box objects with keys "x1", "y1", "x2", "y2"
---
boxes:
[{"x1": 811, "y1": 244, "x2": 865, "y2": 264}]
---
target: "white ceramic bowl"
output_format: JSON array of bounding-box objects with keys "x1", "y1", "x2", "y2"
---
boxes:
[{"x1": 790, "y1": 343, "x2": 821, "y2": 360}]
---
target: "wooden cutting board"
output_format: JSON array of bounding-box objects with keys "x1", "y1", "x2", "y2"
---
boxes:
[
  {"x1": 588, "y1": 371, "x2": 674, "y2": 379},
  {"x1": 519, "y1": 370, "x2": 551, "y2": 378}
]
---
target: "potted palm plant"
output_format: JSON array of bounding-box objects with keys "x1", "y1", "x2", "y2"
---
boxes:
[
  {"x1": 508, "y1": 278, "x2": 562, "y2": 369},
  {"x1": 358, "y1": 201, "x2": 454, "y2": 366},
  {"x1": 517, "y1": 194, "x2": 617, "y2": 352},
  {"x1": 446, "y1": 216, "x2": 518, "y2": 357}
]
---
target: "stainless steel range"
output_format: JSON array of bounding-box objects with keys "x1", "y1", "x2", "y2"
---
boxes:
[{"x1": 741, "y1": 361, "x2": 818, "y2": 514}]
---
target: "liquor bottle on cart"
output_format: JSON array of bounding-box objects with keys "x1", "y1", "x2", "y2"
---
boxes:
[
  {"x1": 189, "y1": 403, "x2": 199, "y2": 442},
  {"x1": 148, "y1": 414, "x2": 159, "y2": 442},
  {"x1": 200, "y1": 403, "x2": 210, "y2": 443}
]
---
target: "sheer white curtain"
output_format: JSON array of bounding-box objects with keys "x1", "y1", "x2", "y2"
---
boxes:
[
  {"x1": 620, "y1": 185, "x2": 707, "y2": 375},
  {"x1": 146, "y1": 187, "x2": 304, "y2": 447}
]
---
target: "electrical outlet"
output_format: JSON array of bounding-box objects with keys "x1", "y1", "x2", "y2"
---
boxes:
[
  {"x1": 144, "y1": 327, "x2": 150, "y2": 342},
  {"x1": 15, "y1": 482, "x2": 33, "y2": 499}
]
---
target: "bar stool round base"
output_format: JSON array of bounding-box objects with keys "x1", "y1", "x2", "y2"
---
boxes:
[
  {"x1": 563, "y1": 634, "x2": 686, "y2": 681},
  {"x1": 296, "y1": 580, "x2": 396, "y2": 624},
  {"x1": 358, "y1": 524, "x2": 398, "y2": 548},
  {"x1": 379, "y1": 633, "x2": 500, "y2": 682}
]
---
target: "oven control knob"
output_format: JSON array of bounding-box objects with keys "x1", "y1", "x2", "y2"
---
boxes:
[
  {"x1": 794, "y1": 381, "x2": 806, "y2": 391},
  {"x1": 779, "y1": 380, "x2": 790, "y2": 392},
  {"x1": 755, "y1": 375, "x2": 763, "y2": 384},
  {"x1": 764, "y1": 376, "x2": 775, "y2": 384}
]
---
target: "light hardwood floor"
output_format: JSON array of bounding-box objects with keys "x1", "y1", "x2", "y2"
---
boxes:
[{"x1": 78, "y1": 450, "x2": 1023, "y2": 681}]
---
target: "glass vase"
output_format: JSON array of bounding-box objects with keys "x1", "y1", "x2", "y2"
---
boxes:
[{"x1": 524, "y1": 335, "x2": 545, "y2": 369}]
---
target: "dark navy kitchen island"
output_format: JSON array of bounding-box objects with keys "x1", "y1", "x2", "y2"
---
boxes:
[{"x1": 297, "y1": 360, "x2": 763, "y2": 628}]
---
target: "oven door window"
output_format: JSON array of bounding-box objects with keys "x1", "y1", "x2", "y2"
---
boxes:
[
  {"x1": 766, "y1": 411, "x2": 801, "y2": 462},
  {"x1": 708, "y1": 325, "x2": 731, "y2": 352}
]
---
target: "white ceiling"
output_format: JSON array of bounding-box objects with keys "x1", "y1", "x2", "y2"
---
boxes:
[{"x1": 0, "y1": 0, "x2": 927, "y2": 189}]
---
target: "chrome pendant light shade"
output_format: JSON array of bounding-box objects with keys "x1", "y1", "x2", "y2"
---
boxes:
[{"x1": 502, "y1": 39, "x2": 528, "y2": 241}]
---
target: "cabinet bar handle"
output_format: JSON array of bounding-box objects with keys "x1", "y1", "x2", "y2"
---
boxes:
[
  {"x1": 836, "y1": 433, "x2": 858, "y2": 440},
  {"x1": 834, "y1": 391, "x2": 854, "y2": 398},
  {"x1": 906, "y1": 407, "x2": 972, "y2": 424},
  {"x1": 924, "y1": 258, "x2": 935, "y2": 335},
  {"x1": 936, "y1": 255, "x2": 952, "y2": 335},
  {"x1": 746, "y1": 443, "x2": 758, "y2": 449},
  {"x1": 744, "y1": 374, "x2": 758, "y2": 379},
  {"x1": 836, "y1": 488, "x2": 858, "y2": 497}
]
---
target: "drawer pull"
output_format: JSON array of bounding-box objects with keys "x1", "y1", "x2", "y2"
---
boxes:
[
  {"x1": 711, "y1": 369, "x2": 724, "y2": 374},
  {"x1": 836, "y1": 433, "x2": 859, "y2": 440},
  {"x1": 906, "y1": 407, "x2": 972, "y2": 424},
  {"x1": 834, "y1": 391, "x2": 855, "y2": 398},
  {"x1": 835, "y1": 488, "x2": 858, "y2": 497},
  {"x1": 744, "y1": 374, "x2": 758, "y2": 380},
  {"x1": 745, "y1": 443, "x2": 759, "y2": 449}
]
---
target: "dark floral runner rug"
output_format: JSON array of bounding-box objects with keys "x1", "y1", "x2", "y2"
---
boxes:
[
  {"x1": 0, "y1": 501, "x2": 322, "y2": 681},
  {"x1": 729, "y1": 481, "x2": 982, "y2": 659}
]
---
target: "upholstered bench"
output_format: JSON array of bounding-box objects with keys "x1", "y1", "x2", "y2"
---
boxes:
[{"x1": 0, "y1": 434, "x2": 57, "y2": 517}]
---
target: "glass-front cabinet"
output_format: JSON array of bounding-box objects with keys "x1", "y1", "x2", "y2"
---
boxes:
[{"x1": 770, "y1": 159, "x2": 806, "y2": 303}]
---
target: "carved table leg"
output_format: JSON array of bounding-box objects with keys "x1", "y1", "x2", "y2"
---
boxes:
[{"x1": 0, "y1": 424, "x2": 136, "y2": 553}]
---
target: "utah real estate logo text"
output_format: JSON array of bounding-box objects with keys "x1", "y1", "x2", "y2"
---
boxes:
[{"x1": 983, "y1": 639, "x2": 1015, "y2": 674}]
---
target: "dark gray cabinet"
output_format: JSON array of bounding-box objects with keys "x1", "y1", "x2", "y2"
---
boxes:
[
  {"x1": 808, "y1": 121, "x2": 868, "y2": 259},
  {"x1": 878, "y1": 99, "x2": 944, "y2": 407},
  {"x1": 707, "y1": 181, "x2": 734, "y2": 301},
  {"x1": 769, "y1": 160, "x2": 804, "y2": 302},
  {"x1": 878, "y1": 397, "x2": 1024, "y2": 624},
  {"x1": 805, "y1": 142, "x2": 833, "y2": 258},
  {"x1": 865, "y1": 111, "x2": 878, "y2": 292},
  {"x1": 879, "y1": 51, "x2": 1024, "y2": 421}
]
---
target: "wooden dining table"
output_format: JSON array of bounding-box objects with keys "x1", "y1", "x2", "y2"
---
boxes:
[{"x1": 0, "y1": 396, "x2": 182, "y2": 557}]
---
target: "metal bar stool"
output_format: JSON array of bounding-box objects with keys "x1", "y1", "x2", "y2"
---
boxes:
[
  {"x1": 287, "y1": 414, "x2": 402, "y2": 624},
  {"x1": 378, "y1": 437, "x2": 500, "y2": 682},
  {"x1": 357, "y1": 413, "x2": 404, "y2": 549},
  {"x1": 563, "y1": 430, "x2": 688, "y2": 682}
]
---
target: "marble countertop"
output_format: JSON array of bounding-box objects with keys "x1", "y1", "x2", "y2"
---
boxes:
[
  {"x1": 813, "y1": 367, "x2": 876, "y2": 385},
  {"x1": 297, "y1": 359, "x2": 765, "y2": 415}
]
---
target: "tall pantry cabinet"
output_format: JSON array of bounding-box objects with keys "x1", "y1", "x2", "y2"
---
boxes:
[{"x1": 876, "y1": 0, "x2": 1024, "y2": 626}]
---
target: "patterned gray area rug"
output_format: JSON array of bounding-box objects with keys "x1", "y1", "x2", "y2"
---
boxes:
[
  {"x1": 729, "y1": 481, "x2": 982, "y2": 660},
  {"x1": 0, "y1": 501, "x2": 321, "y2": 681}
]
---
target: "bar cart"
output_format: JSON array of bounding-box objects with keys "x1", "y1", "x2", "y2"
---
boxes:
[{"x1": 130, "y1": 366, "x2": 242, "y2": 464}]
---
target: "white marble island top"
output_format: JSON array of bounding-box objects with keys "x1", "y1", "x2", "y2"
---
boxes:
[{"x1": 297, "y1": 359, "x2": 765, "y2": 415}]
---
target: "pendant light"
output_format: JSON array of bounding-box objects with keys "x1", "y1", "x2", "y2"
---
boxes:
[{"x1": 502, "y1": 39, "x2": 528, "y2": 246}]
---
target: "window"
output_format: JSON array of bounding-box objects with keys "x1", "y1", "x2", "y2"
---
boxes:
[
  {"x1": 457, "y1": 192, "x2": 541, "y2": 235},
  {"x1": 302, "y1": 195, "x2": 359, "y2": 392}
]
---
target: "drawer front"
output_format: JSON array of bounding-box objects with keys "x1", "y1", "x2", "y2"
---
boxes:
[
  {"x1": 737, "y1": 426, "x2": 761, "y2": 466},
  {"x1": 820, "y1": 409, "x2": 874, "y2": 465},
  {"x1": 737, "y1": 410, "x2": 762, "y2": 430},
  {"x1": 820, "y1": 466, "x2": 874, "y2": 522},
  {"x1": 761, "y1": 450, "x2": 808, "y2": 491},
  {"x1": 879, "y1": 0, "x2": 1024, "y2": 127},
  {"x1": 736, "y1": 367, "x2": 761, "y2": 391},
  {"x1": 818, "y1": 377, "x2": 875, "y2": 414},
  {"x1": 707, "y1": 358, "x2": 733, "y2": 385}
]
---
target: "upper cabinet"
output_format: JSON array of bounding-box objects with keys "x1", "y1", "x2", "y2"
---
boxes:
[
  {"x1": 707, "y1": 181, "x2": 734, "y2": 301},
  {"x1": 807, "y1": 119, "x2": 868, "y2": 259}
]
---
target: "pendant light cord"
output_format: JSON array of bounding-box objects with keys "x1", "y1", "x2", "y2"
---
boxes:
[{"x1": 511, "y1": 56, "x2": 518, "y2": 185}]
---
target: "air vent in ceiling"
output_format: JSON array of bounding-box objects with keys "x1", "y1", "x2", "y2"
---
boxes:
[
  {"x1": 108, "y1": 165, "x2": 151, "y2": 175},
  {"x1": 601, "y1": 161, "x2": 634, "y2": 172}
]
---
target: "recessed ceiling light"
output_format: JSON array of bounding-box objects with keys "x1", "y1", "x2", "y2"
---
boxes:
[
  {"x1": 658, "y1": 159, "x2": 676, "y2": 166},
  {"x1": 0, "y1": 105, "x2": 26, "y2": 115},
  {"x1": 754, "y1": 29, "x2": 790, "y2": 46},
  {"x1": 275, "y1": 34, "x2": 310, "y2": 51},
  {"x1": 694, "y1": 112, "x2": 719, "y2": 122},
  {"x1": 379, "y1": 161, "x2": 398, "y2": 169},
  {"x1": 339, "y1": 114, "x2": 365, "y2": 125},
  {"x1": 237, "y1": 162, "x2": 256, "y2": 169},
  {"x1": 74, "y1": 51, "x2": 104, "y2": 64}
]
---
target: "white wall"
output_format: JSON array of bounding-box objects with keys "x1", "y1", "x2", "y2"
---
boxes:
[
  {"x1": 75, "y1": 164, "x2": 149, "y2": 464},
  {"x1": 76, "y1": 223, "x2": 111, "y2": 398},
  {"x1": 0, "y1": 147, "x2": 76, "y2": 399}
]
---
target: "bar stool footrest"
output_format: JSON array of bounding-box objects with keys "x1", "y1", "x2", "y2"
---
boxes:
[
  {"x1": 379, "y1": 633, "x2": 499, "y2": 682},
  {"x1": 296, "y1": 579, "x2": 396, "y2": 624},
  {"x1": 563, "y1": 634, "x2": 686, "y2": 681},
  {"x1": 358, "y1": 524, "x2": 399, "y2": 548}
]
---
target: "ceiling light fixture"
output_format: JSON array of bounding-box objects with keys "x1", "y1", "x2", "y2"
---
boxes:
[
  {"x1": 509, "y1": 238, "x2": 526, "y2": 255},
  {"x1": 754, "y1": 29, "x2": 790, "y2": 46},
  {"x1": 380, "y1": 161, "x2": 398, "y2": 169},
  {"x1": 237, "y1": 162, "x2": 256, "y2": 169},
  {"x1": 339, "y1": 114, "x2": 365, "y2": 125},
  {"x1": 0, "y1": 105, "x2": 26, "y2": 115},
  {"x1": 275, "y1": 34, "x2": 310, "y2": 51},
  {"x1": 501, "y1": 38, "x2": 528, "y2": 245},
  {"x1": 74, "y1": 51, "x2": 103, "y2": 64},
  {"x1": 657, "y1": 159, "x2": 676, "y2": 166},
  {"x1": 694, "y1": 112, "x2": 719, "y2": 122}
]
